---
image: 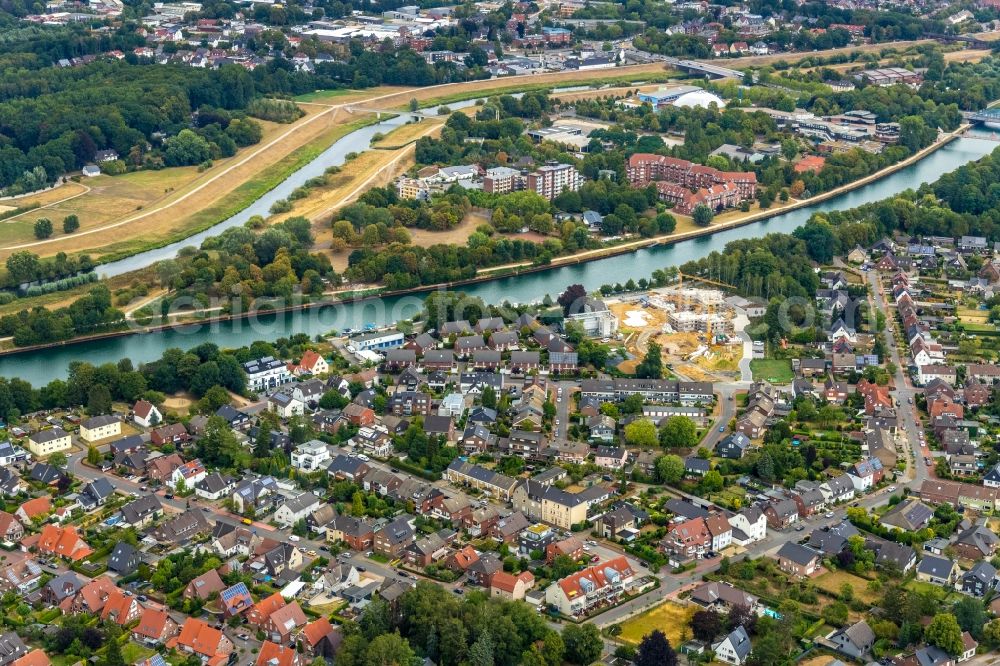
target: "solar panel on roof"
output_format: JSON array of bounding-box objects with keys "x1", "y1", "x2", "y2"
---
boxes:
[{"x1": 221, "y1": 582, "x2": 250, "y2": 602}]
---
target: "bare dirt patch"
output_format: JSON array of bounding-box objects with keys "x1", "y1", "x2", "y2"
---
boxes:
[{"x1": 162, "y1": 393, "x2": 195, "y2": 415}]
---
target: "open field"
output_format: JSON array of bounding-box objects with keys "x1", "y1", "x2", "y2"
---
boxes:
[
  {"x1": 2, "y1": 167, "x2": 203, "y2": 245},
  {"x1": 0, "y1": 99, "x2": 385, "y2": 262},
  {"x1": 374, "y1": 119, "x2": 443, "y2": 149},
  {"x1": 749, "y1": 358, "x2": 793, "y2": 383},
  {"x1": 288, "y1": 118, "x2": 447, "y2": 231},
  {"x1": 813, "y1": 570, "x2": 879, "y2": 604},
  {"x1": 617, "y1": 601, "x2": 697, "y2": 645},
  {"x1": 295, "y1": 86, "x2": 411, "y2": 104},
  {"x1": 1, "y1": 181, "x2": 90, "y2": 210}
]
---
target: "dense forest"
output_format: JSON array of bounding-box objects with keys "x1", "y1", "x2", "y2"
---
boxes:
[
  {"x1": 154, "y1": 215, "x2": 338, "y2": 311},
  {"x1": 813, "y1": 145, "x2": 1000, "y2": 243},
  {"x1": 0, "y1": 59, "x2": 264, "y2": 192},
  {"x1": 0, "y1": 21, "x2": 490, "y2": 193}
]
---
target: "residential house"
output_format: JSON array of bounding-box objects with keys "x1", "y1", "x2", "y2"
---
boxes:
[
  {"x1": 916, "y1": 555, "x2": 960, "y2": 586},
  {"x1": 273, "y1": 493, "x2": 322, "y2": 528},
  {"x1": 713, "y1": 626, "x2": 752, "y2": 666},
  {"x1": 490, "y1": 571, "x2": 535, "y2": 601},
  {"x1": 728, "y1": 506, "x2": 767, "y2": 546},
  {"x1": 150, "y1": 509, "x2": 212, "y2": 545},
  {"x1": 107, "y1": 542, "x2": 141, "y2": 576},
  {"x1": 326, "y1": 514, "x2": 375, "y2": 551},
  {"x1": 34, "y1": 525, "x2": 92, "y2": 561},
  {"x1": 764, "y1": 499, "x2": 799, "y2": 529},
  {"x1": 0, "y1": 560, "x2": 43, "y2": 595},
  {"x1": 543, "y1": 556, "x2": 636, "y2": 617},
  {"x1": 953, "y1": 524, "x2": 1000, "y2": 561},
  {"x1": 132, "y1": 400, "x2": 162, "y2": 428},
  {"x1": 195, "y1": 472, "x2": 235, "y2": 501},
  {"x1": 231, "y1": 477, "x2": 279, "y2": 514},
  {"x1": 15, "y1": 497, "x2": 50, "y2": 523},
  {"x1": 169, "y1": 460, "x2": 207, "y2": 490},
  {"x1": 174, "y1": 618, "x2": 234, "y2": 664},
  {"x1": 660, "y1": 517, "x2": 711, "y2": 561},
  {"x1": 594, "y1": 446, "x2": 628, "y2": 469},
  {"x1": 374, "y1": 516, "x2": 415, "y2": 558},
  {"x1": 880, "y1": 499, "x2": 933, "y2": 532},
  {"x1": 256, "y1": 642, "x2": 301, "y2": 666},
  {"x1": 184, "y1": 569, "x2": 225, "y2": 601},
  {"x1": 150, "y1": 423, "x2": 190, "y2": 447},
  {"x1": 27, "y1": 428, "x2": 71, "y2": 457},
  {"x1": 0, "y1": 512, "x2": 23, "y2": 543},
  {"x1": 133, "y1": 607, "x2": 178, "y2": 646},
  {"x1": 299, "y1": 618, "x2": 341, "y2": 659},
  {"x1": 962, "y1": 561, "x2": 998, "y2": 597},
  {"x1": 775, "y1": 542, "x2": 821, "y2": 577},
  {"x1": 689, "y1": 581, "x2": 759, "y2": 613},
  {"x1": 79, "y1": 415, "x2": 121, "y2": 442},
  {"x1": 827, "y1": 620, "x2": 875, "y2": 661},
  {"x1": 716, "y1": 433, "x2": 751, "y2": 459},
  {"x1": 206, "y1": 580, "x2": 248, "y2": 621}
]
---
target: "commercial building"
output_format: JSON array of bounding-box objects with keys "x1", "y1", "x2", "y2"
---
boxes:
[
  {"x1": 859, "y1": 67, "x2": 922, "y2": 86},
  {"x1": 349, "y1": 329, "x2": 405, "y2": 352}
]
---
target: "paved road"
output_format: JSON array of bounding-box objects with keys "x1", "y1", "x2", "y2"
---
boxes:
[
  {"x1": 551, "y1": 379, "x2": 577, "y2": 443},
  {"x1": 866, "y1": 269, "x2": 931, "y2": 491},
  {"x1": 697, "y1": 385, "x2": 738, "y2": 453}
]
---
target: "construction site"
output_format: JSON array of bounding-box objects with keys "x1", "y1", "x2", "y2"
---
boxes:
[{"x1": 609, "y1": 276, "x2": 747, "y2": 381}]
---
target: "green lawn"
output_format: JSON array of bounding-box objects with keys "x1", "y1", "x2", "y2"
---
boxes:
[
  {"x1": 961, "y1": 322, "x2": 999, "y2": 333},
  {"x1": 904, "y1": 579, "x2": 948, "y2": 600},
  {"x1": 121, "y1": 642, "x2": 155, "y2": 664},
  {"x1": 749, "y1": 359, "x2": 794, "y2": 383},
  {"x1": 294, "y1": 88, "x2": 364, "y2": 102}
]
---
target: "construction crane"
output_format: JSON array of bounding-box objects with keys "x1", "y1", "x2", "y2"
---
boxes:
[{"x1": 677, "y1": 271, "x2": 737, "y2": 291}]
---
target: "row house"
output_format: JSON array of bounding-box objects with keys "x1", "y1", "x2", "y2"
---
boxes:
[{"x1": 579, "y1": 378, "x2": 714, "y2": 404}]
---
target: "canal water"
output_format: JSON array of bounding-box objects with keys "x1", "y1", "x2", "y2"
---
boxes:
[{"x1": 1, "y1": 135, "x2": 995, "y2": 383}]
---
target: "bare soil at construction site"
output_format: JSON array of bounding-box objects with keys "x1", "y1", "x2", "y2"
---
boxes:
[{"x1": 610, "y1": 298, "x2": 741, "y2": 379}]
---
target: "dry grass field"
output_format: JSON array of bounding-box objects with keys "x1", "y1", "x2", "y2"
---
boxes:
[
  {"x1": 617, "y1": 601, "x2": 697, "y2": 645},
  {"x1": 0, "y1": 102, "x2": 380, "y2": 262},
  {"x1": 373, "y1": 119, "x2": 443, "y2": 148},
  {"x1": 813, "y1": 570, "x2": 880, "y2": 604}
]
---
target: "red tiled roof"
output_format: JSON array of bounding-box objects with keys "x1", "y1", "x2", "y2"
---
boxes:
[
  {"x1": 249, "y1": 592, "x2": 286, "y2": 626},
  {"x1": 300, "y1": 618, "x2": 334, "y2": 647},
  {"x1": 134, "y1": 607, "x2": 172, "y2": 640},
  {"x1": 12, "y1": 651, "x2": 50, "y2": 666},
  {"x1": 133, "y1": 400, "x2": 155, "y2": 419},
  {"x1": 178, "y1": 618, "x2": 224, "y2": 658},
  {"x1": 18, "y1": 497, "x2": 51, "y2": 519},
  {"x1": 556, "y1": 556, "x2": 633, "y2": 600},
  {"x1": 37, "y1": 525, "x2": 92, "y2": 561},
  {"x1": 255, "y1": 641, "x2": 298, "y2": 666}
]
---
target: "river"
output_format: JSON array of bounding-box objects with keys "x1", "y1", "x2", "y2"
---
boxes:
[{"x1": 0, "y1": 134, "x2": 995, "y2": 384}]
